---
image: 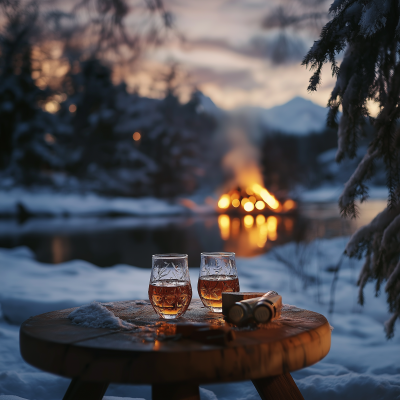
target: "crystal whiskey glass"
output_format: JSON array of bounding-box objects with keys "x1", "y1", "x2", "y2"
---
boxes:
[
  {"x1": 198, "y1": 252, "x2": 240, "y2": 313},
  {"x1": 149, "y1": 254, "x2": 192, "y2": 319}
]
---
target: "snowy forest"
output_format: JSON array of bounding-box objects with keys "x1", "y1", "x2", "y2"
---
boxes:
[
  {"x1": 0, "y1": 0, "x2": 219, "y2": 197},
  {"x1": 0, "y1": 0, "x2": 368, "y2": 200}
]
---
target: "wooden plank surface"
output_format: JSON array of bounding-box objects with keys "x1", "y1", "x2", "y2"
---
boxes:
[{"x1": 20, "y1": 299, "x2": 331, "y2": 385}]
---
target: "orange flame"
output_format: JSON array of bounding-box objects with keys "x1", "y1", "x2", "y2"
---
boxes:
[
  {"x1": 217, "y1": 182, "x2": 295, "y2": 214},
  {"x1": 251, "y1": 184, "x2": 280, "y2": 210}
]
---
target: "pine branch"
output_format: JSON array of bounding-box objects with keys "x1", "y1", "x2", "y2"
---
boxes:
[
  {"x1": 304, "y1": 0, "x2": 400, "y2": 338},
  {"x1": 345, "y1": 204, "x2": 400, "y2": 257},
  {"x1": 339, "y1": 149, "x2": 379, "y2": 217}
]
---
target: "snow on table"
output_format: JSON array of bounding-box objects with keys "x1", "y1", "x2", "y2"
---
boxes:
[{"x1": 0, "y1": 238, "x2": 399, "y2": 400}]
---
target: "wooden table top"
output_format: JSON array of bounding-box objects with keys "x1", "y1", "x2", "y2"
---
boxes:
[{"x1": 20, "y1": 299, "x2": 331, "y2": 386}]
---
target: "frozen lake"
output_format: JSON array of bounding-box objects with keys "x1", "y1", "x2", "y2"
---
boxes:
[{"x1": 0, "y1": 200, "x2": 386, "y2": 268}]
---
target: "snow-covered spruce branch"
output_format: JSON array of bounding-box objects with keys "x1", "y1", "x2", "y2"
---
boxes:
[
  {"x1": 356, "y1": 252, "x2": 371, "y2": 305},
  {"x1": 385, "y1": 311, "x2": 400, "y2": 338},
  {"x1": 345, "y1": 205, "x2": 400, "y2": 257},
  {"x1": 346, "y1": 204, "x2": 400, "y2": 337},
  {"x1": 303, "y1": 0, "x2": 400, "y2": 337},
  {"x1": 385, "y1": 260, "x2": 400, "y2": 292},
  {"x1": 381, "y1": 213, "x2": 400, "y2": 252},
  {"x1": 339, "y1": 149, "x2": 379, "y2": 217}
]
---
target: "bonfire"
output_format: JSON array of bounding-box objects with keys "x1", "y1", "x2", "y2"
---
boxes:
[{"x1": 217, "y1": 183, "x2": 296, "y2": 214}]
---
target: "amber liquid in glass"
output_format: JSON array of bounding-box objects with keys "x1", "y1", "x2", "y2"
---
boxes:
[
  {"x1": 149, "y1": 279, "x2": 192, "y2": 319},
  {"x1": 198, "y1": 275, "x2": 240, "y2": 312}
]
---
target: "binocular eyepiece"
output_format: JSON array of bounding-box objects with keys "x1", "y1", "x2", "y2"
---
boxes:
[{"x1": 228, "y1": 291, "x2": 282, "y2": 326}]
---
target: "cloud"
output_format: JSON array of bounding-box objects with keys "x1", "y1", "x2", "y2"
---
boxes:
[
  {"x1": 185, "y1": 33, "x2": 307, "y2": 65},
  {"x1": 250, "y1": 34, "x2": 307, "y2": 64},
  {"x1": 188, "y1": 66, "x2": 259, "y2": 90}
]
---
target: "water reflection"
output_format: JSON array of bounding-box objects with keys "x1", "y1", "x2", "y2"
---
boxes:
[
  {"x1": 218, "y1": 215, "x2": 230, "y2": 240},
  {"x1": 218, "y1": 214, "x2": 293, "y2": 257},
  {"x1": 0, "y1": 200, "x2": 387, "y2": 268},
  {"x1": 52, "y1": 236, "x2": 69, "y2": 264}
]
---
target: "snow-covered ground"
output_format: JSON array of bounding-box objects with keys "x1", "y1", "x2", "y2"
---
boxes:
[
  {"x1": 1, "y1": 238, "x2": 399, "y2": 400},
  {"x1": 0, "y1": 189, "x2": 215, "y2": 217},
  {"x1": 296, "y1": 185, "x2": 388, "y2": 203}
]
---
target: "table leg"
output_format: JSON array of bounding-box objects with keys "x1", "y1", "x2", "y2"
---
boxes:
[
  {"x1": 62, "y1": 378, "x2": 109, "y2": 400},
  {"x1": 152, "y1": 383, "x2": 200, "y2": 400},
  {"x1": 252, "y1": 373, "x2": 304, "y2": 400}
]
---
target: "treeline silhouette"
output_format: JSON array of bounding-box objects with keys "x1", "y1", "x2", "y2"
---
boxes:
[{"x1": 0, "y1": 6, "x2": 216, "y2": 197}]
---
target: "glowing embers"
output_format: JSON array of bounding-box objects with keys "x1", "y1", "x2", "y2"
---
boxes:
[
  {"x1": 217, "y1": 184, "x2": 296, "y2": 214},
  {"x1": 255, "y1": 201, "x2": 265, "y2": 210},
  {"x1": 218, "y1": 194, "x2": 230, "y2": 209},
  {"x1": 243, "y1": 202, "x2": 254, "y2": 212},
  {"x1": 283, "y1": 199, "x2": 296, "y2": 212},
  {"x1": 232, "y1": 199, "x2": 240, "y2": 208},
  {"x1": 251, "y1": 184, "x2": 280, "y2": 210}
]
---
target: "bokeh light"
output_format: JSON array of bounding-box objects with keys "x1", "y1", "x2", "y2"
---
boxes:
[
  {"x1": 44, "y1": 133, "x2": 56, "y2": 144},
  {"x1": 283, "y1": 199, "x2": 296, "y2": 211},
  {"x1": 232, "y1": 199, "x2": 240, "y2": 207},
  {"x1": 133, "y1": 132, "x2": 141, "y2": 141},
  {"x1": 45, "y1": 101, "x2": 60, "y2": 113},
  {"x1": 218, "y1": 194, "x2": 230, "y2": 209},
  {"x1": 243, "y1": 202, "x2": 254, "y2": 212},
  {"x1": 255, "y1": 200, "x2": 265, "y2": 210}
]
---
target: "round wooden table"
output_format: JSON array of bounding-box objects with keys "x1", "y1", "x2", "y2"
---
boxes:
[{"x1": 20, "y1": 299, "x2": 331, "y2": 400}]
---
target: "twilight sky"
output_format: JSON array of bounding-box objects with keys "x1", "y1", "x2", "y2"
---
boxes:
[{"x1": 124, "y1": 0, "x2": 337, "y2": 110}]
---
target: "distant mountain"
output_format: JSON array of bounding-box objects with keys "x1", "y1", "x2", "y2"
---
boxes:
[
  {"x1": 236, "y1": 96, "x2": 330, "y2": 136},
  {"x1": 196, "y1": 92, "x2": 225, "y2": 119}
]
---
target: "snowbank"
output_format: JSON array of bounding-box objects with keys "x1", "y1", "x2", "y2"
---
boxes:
[
  {"x1": 0, "y1": 238, "x2": 399, "y2": 400},
  {"x1": 297, "y1": 185, "x2": 388, "y2": 203},
  {"x1": 0, "y1": 189, "x2": 208, "y2": 217},
  {"x1": 0, "y1": 247, "x2": 151, "y2": 324}
]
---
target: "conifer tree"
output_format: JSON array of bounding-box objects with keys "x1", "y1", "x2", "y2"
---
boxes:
[
  {"x1": 302, "y1": 0, "x2": 400, "y2": 336},
  {"x1": 0, "y1": 3, "x2": 64, "y2": 185},
  {"x1": 114, "y1": 67, "x2": 217, "y2": 198},
  {"x1": 58, "y1": 58, "x2": 157, "y2": 196},
  {"x1": 147, "y1": 89, "x2": 216, "y2": 197}
]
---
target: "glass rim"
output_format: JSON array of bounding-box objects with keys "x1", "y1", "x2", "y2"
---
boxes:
[
  {"x1": 152, "y1": 253, "x2": 188, "y2": 259},
  {"x1": 201, "y1": 252, "x2": 235, "y2": 257}
]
